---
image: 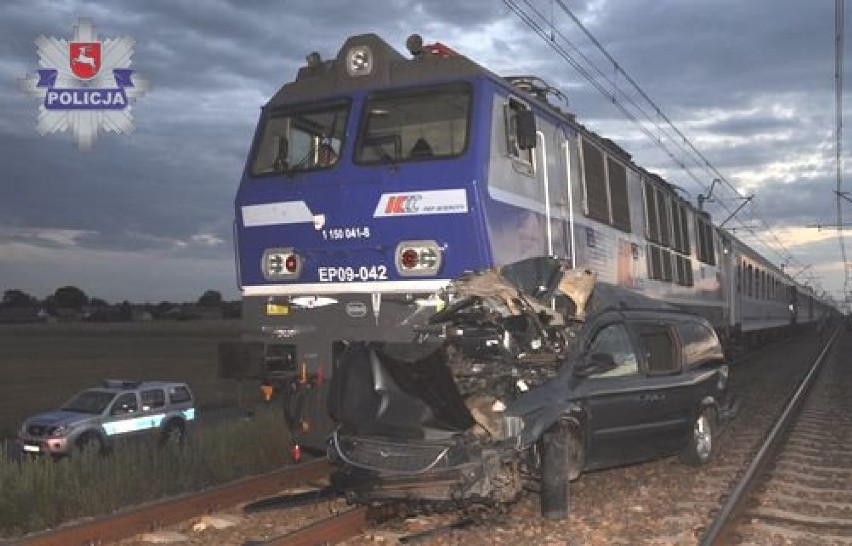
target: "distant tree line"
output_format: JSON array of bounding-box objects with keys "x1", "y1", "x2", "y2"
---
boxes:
[{"x1": 0, "y1": 287, "x2": 240, "y2": 323}]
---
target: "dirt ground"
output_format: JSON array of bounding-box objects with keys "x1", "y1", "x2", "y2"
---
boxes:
[{"x1": 0, "y1": 319, "x2": 251, "y2": 439}]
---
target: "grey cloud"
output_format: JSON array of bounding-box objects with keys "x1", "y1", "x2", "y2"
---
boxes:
[{"x1": 1, "y1": 0, "x2": 850, "y2": 300}]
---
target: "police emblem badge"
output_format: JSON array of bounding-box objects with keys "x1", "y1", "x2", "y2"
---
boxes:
[{"x1": 19, "y1": 18, "x2": 149, "y2": 150}]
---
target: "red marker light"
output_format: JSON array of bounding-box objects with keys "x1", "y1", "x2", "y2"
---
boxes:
[
  {"x1": 401, "y1": 248, "x2": 418, "y2": 269},
  {"x1": 284, "y1": 254, "x2": 298, "y2": 273},
  {"x1": 290, "y1": 444, "x2": 302, "y2": 463}
]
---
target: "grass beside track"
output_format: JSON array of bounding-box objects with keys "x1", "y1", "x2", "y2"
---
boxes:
[
  {"x1": 0, "y1": 319, "x2": 247, "y2": 439},
  {"x1": 0, "y1": 406, "x2": 293, "y2": 538}
]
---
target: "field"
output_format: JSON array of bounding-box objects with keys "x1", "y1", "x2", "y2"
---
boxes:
[{"x1": 0, "y1": 319, "x2": 249, "y2": 439}]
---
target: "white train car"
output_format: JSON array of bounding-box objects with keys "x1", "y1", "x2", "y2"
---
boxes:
[{"x1": 491, "y1": 77, "x2": 832, "y2": 348}]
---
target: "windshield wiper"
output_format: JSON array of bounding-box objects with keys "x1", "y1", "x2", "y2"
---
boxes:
[
  {"x1": 370, "y1": 143, "x2": 398, "y2": 172},
  {"x1": 273, "y1": 136, "x2": 289, "y2": 173}
]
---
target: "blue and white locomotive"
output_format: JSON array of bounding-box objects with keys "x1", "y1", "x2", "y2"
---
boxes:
[{"x1": 220, "y1": 33, "x2": 832, "y2": 433}]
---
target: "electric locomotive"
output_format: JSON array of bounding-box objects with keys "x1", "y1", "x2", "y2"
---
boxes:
[{"x1": 220, "y1": 33, "x2": 833, "y2": 447}]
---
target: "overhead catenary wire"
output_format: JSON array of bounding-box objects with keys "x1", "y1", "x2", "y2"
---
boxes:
[
  {"x1": 835, "y1": 0, "x2": 849, "y2": 302},
  {"x1": 503, "y1": 0, "x2": 813, "y2": 275}
]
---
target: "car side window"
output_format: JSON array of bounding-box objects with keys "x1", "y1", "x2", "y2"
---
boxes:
[
  {"x1": 141, "y1": 389, "x2": 166, "y2": 411},
  {"x1": 169, "y1": 386, "x2": 192, "y2": 404},
  {"x1": 638, "y1": 325, "x2": 680, "y2": 375},
  {"x1": 586, "y1": 323, "x2": 639, "y2": 378},
  {"x1": 676, "y1": 321, "x2": 722, "y2": 369},
  {"x1": 110, "y1": 392, "x2": 139, "y2": 416}
]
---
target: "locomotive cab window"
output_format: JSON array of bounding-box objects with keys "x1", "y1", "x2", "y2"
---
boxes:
[
  {"x1": 505, "y1": 97, "x2": 535, "y2": 169},
  {"x1": 356, "y1": 82, "x2": 471, "y2": 165},
  {"x1": 252, "y1": 100, "x2": 349, "y2": 176}
]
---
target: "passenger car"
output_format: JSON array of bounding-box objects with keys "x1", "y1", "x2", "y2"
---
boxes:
[
  {"x1": 16, "y1": 380, "x2": 195, "y2": 457},
  {"x1": 327, "y1": 258, "x2": 737, "y2": 519}
]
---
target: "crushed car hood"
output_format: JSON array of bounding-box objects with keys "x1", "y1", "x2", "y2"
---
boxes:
[
  {"x1": 328, "y1": 258, "x2": 597, "y2": 442},
  {"x1": 328, "y1": 342, "x2": 475, "y2": 440}
]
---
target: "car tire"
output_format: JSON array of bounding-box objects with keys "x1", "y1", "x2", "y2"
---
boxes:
[
  {"x1": 540, "y1": 420, "x2": 579, "y2": 520},
  {"x1": 160, "y1": 419, "x2": 185, "y2": 448},
  {"x1": 680, "y1": 406, "x2": 715, "y2": 466},
  {"x1": 75, "y1": 432, "x2": 104, "y2": 457}
]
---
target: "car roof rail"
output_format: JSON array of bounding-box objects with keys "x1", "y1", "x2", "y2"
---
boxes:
[{"x1": 102, "y1": 379, "x2": 141, "y2": 389}]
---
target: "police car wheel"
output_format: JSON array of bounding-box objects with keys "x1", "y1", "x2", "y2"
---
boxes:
[
  {"x1": 160, "y1": 420, "x2": 185, "y2": 447},
  {"x1": 75, "y1": 433, "x2": 104, "y2": 456}
]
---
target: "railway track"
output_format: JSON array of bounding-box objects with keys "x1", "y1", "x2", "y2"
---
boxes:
[
  {"x1": 7, "y1": 329, "x2": 842, "y2": 545},
  {"x1": 701, "y1": 327, "x2": 848, "y2": 545},
  {"x1": 11, "y1": 460, "x2": 331, "y2": 546}
]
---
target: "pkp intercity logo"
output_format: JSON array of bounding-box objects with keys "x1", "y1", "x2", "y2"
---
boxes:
[{"x1": 19, "y1": 18, "x2": 149, "y2": 150}]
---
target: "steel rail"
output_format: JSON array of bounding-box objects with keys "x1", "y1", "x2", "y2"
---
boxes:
[
  {"x1": 260, "y1": 502, "x2": 405, "y2": 545},
  {"x1": 12, "y1": 460, "x2": 331, "y2": 546},
  {"x1": 700, "y1": 328, "x2": 840, "y2": 545},
  {"x1": 263, "y1": 506, "x2": 371, "y2": 546}
]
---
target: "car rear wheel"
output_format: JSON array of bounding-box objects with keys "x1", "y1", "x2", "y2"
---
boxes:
[
  {"x1": 540, "y1": 420, "x2": 581, "y2": 520},
  {"x1": 160, "y1": 420, "x2": 185, "y2": 448},
  {"x1": 680, "y1": 406, "x2": 715, "y2": 466}
]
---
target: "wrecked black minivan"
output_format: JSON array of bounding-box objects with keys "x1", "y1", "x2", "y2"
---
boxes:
[{"x1": 327, "y1": 258, "x2": 736, "y2": 519}]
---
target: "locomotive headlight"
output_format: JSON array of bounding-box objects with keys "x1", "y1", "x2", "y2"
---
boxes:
[
  {"x1": 262, "y1": 247, "x2": 302, "y2": 280},
  {"x1": 346, "y1": 45, "x2": 373, "y2": 76},
  {"x1": 395, "y1": 240, "x2": 442, "y2": 276}
]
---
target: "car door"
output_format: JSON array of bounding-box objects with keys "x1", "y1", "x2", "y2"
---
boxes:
[
  {"x1": 140, "y1": 388, "x2": 168, "y2": 431},
  {"x1": 102, "y1": 391, "x2": 145, "y2": 440},
  {"x1": 631, "y1": 320, "x2": 695, "y2": 454},
  {"x1": 572, "y1": 320, "x2": 659, "y2": 470}
]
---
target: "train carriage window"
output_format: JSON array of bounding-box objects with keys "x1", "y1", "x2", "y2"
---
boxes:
[
  {"x1": 675, "y1": 254, "x2": 686, "y2": 285},
  {"x1": 671, "y1": 202, "x2": 684, "y2": 252},
  {"x1": 747, "y1": 264, "x2": 753, "y2": 298},
  {"x1": 705, "y1": 224, "x2": 716, "y2": 265},
  {"x1": 644, "y1": 181, "x2": 660, "y2": 243},
  {"x1": 608, "y1": 157, "x2": 631, "y2": 233},
  {"x1": 696, "y1": 215, "x2": 716, "y2": 265},
  {"x1": 505, "y1": 97, "x2": 535, "y2": 168},
  {"x1": 582, "y1": 139, "x2": 609, "y2": 224},
  {"x1": 679, "y1": 206, "x2": 691, "y2": 254},
  {"x1": 755, "y1": 268, "x2": 761, "y2": 299},
  {"x1": 673, "y1": 255, "x2": 693, "y2": 286},
  {"x1": 356, "y1": 83, "x2": 471, "y2": 165},
  {"x1": 737, "y1": 264, "x2": 742, "y2": 293},
  {"x1": 655, "y1": 190, "x2": 671, "y2": 247},
  {"x1": 661, "y1": 248, "x2": 673, "y2": 282},
  {"x1": 252, "y1": 100, "x2": 350, "y2": 175},
  {"x1": 685, "y1": 256, "x2": 694, "y2": 286},
  {"x1": 648, "y1": 244, "x2": 662, "y2": 280}
]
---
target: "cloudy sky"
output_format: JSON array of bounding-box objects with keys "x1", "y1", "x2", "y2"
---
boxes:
[{"x1": 1, "y1": 0, "x2": 849, "y2": 304}]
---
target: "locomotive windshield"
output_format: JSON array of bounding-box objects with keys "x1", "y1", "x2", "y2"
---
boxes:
[
  {"x1": 355, "y1": 82, "x2": 471, "y2": 164},
  {"x1": 252, "y1": 100, "x2": 349, "y2": 175}
]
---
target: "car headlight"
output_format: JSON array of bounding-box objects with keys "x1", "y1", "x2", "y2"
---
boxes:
[{"x1": 49, "y1": 424, "x2": 74, "y2": 437}]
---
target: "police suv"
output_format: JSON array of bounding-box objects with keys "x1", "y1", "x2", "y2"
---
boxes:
[{"x1": 16, "y1": 380, "x2": 195, "y2": 456}]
